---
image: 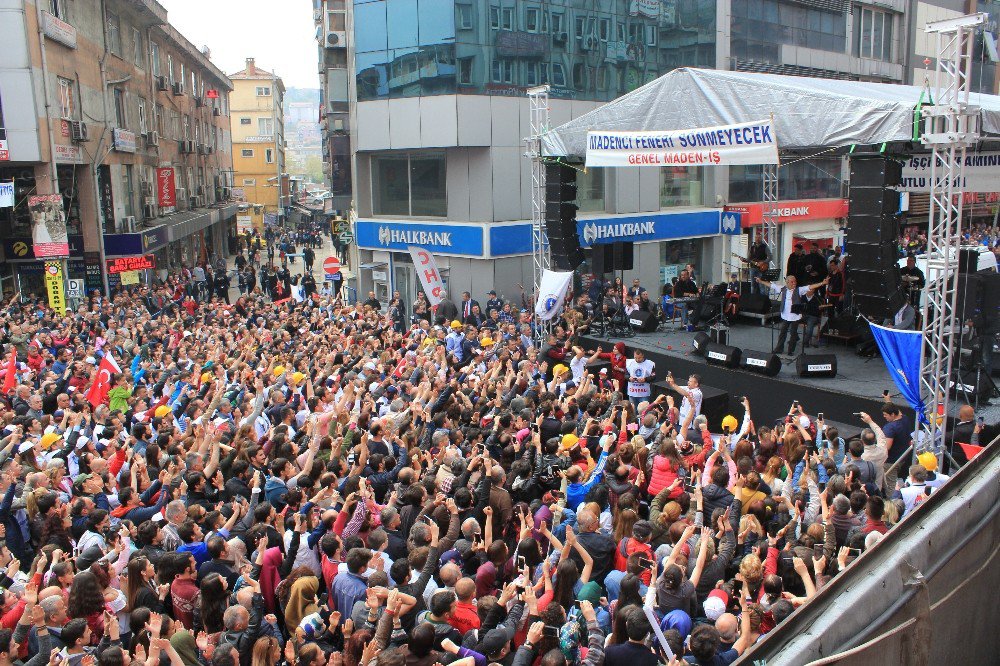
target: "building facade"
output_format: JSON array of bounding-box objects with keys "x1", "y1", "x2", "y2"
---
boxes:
[
  {"x1": 0, "y1": 0, "x2": 237, "y2": 297},
  {"x1": 229, "y1": 58, "x2": 287, "y2": 233},
  {"x1": 314, "y1": 0, "x2": 353, "y2": 214},
  {"x1": 325, "y1": 1, "x2": 918, "y2": 310}
]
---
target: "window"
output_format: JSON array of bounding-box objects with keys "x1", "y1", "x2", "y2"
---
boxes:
[
  {"x1": 47, "y1": 0, "x2": 64, "y2": 19},
  {"x1": 241, "y1": 149, "x2": 254, "y2": 158},
  {"x1": 107, "y1": 12, "x2": 121, "y2": 56},
  {"x1": 243, "y1": 178, "x2": 256, "y2": 186},
  {"x1": 150, "y1": 42, "x2": 160, "y2": 77},
  {"x1": 458, "y1": 57, "x2": 473, "y2": 85},
  {"x1": 155, "y1": 103, "x2": 164, "y2": 135},
  {"x1": 645, "y1": 25, "x2": 657, "y2": 47},
  {"x1": 265, "y1": 148, "x2": 274, "y2": 163},
  {"x1": 327, "y1": 11, "x2": 346, "y2": 30},
  {"x1": 256, "y1": 86, "x2": 271, "y2": 97},
  {"x1": 132, "y1": 28, "x2": 143, "y2": 67},
  {"x1": 853, "y1": 6, "x2": 893, "y2": 61},
  {"x1": 457, "y1": 3, "x2": 472, "y2": 30},
  {"x1": 167, "y1": 54, "x2": 174, "y2": 83},
  {"x1": 258, "y1": 117, "x2": 274, "y2": 136},
  {"x1": 240, "y1": 117, "x2": 252, "y2": 125},
  {"x1": 551, "y1": 62, "x2": 566, "y2": 87},
  {"x1": 525, "y1": 7, "x2": 539, "y2": 32},
  {"x1": 113, "y1": 88, "x2": 126, "y2": 128},
  {"x1": 577, "y1": 168, "x2": 605, "y2": 213},
  {"x1": 57, "y1": 77, "x2": 74, "y2": 119},
  {"x1": 501, "y1": 7, "x2": 513, "y2": 30},
  {"x1": 191, "y1": 71, "x2": 197, "y2": 97},
  {"x1": 660, "y1": 166, "x2": 703, "y2": 208},
  {"x1": 551, "y1": 12, "x2": 564, "y2": 35},
  {"x1": 137, "y1": 97, "x2": 147, "y2": 134},
  {"x1": 491, "y1": 59, "x2": 513, "y2": 83},
  {"x1": 575, "y1": 16, "x2": 585, "y2": 38},
  {"x1": 489, "y1": 6, "x2": 499, "y2": 30},
  {"x1": 599, "y1": 18, "x2": 610, "y2": 41},
  {"x1": 572, "y1": 62, "x2": 586, "y2": 89},
  {"x1": 182, "y1": 115, "x2": 190, "y2": 140},
  {"x1": 372, "y1": 152, "x2": 447, "y2": 217},
  {"x1": 121, "y1": 165, "x2": 135, "y2": 217}
]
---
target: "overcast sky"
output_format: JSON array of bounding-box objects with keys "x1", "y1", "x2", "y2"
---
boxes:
[{"x1": 159, "y1": 0, "x2": 319, "y2": 89}]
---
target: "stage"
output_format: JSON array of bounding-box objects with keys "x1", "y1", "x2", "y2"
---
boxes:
[{"x1": 580, "y1": 316, "x2": 1000, "y2": 434}]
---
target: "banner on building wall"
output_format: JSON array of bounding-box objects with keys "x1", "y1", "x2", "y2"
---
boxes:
[
  {"x1": 629, "y1": 0, "x2": 660, "y2": 20},
  {"x1": 0, "y1": 182, "x2": 13, "y2": 208},
  {"x1": 408, "y1": 245, "x2": 445, "y2": 306},
  {"x1": 900, "y1": 152, "x2": 1000, "y2": 193},
  {"x1": 44, "y1": 261, "x2": 66, "y2": 316},
  {"x1": 157, "y1": 168, "x2": 176, "y2": 207},
  {"x1": 585, "y1": 119, "x2": 779, "y2": 168},
  {"x1": 29, "y1": 194, "x2": 70, "y2": 257}
]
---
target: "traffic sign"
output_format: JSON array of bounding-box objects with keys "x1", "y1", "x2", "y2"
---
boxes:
[
  {"x1": 338, "y1": 231, "x2": 354, "y2": 244},
  {"x1": 323, "y1": 256, "x2": 341, "y2": 275}
]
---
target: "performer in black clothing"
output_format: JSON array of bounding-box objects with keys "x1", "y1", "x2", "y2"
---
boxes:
[
  {"x1": 673, "y1": 270, "x2": 700, "y2": 328},
  {"x1": 748, "y1": 239, "x2": 772, "y2": 294},
  {"x1": 899, "y1": 255, "x2": 926, "y2": 307},
  {"x1": 786, "y1": 244, "x2": 806, "y2": 282},
  {"x1": 801, "y1": 242, "x2": 829, "y2": 284}
]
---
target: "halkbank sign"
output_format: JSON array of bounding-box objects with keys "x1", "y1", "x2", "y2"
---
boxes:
[{"x1": 576, "y1": 209, "x2": 736, "y2": 248}]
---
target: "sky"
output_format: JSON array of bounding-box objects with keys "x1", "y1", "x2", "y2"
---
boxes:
[{"x1": 158, "y1": 0, "x2": 318, "y2": 89}]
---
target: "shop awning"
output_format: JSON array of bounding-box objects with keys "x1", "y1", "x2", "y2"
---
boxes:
[
  {"x1": 163, "y1": 204, "x2": 238, "y2": 243},
  {"x1": 359, "y1": 262, "x2": 387, "y2": 269},
  {"x1": 541, "y1": 68, "x2": 1000, "y2": 158}
]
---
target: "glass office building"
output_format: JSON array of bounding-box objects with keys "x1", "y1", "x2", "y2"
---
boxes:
[{"x1": 353, "y1": 0, "x2": 717, "y2": 102}]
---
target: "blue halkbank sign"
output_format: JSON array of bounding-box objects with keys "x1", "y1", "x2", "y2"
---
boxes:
[
  {"x1": 576, "y1": 209, "x2": 741, "y2": 248},
  {"x1": 356, "y1": 220, "x2": 485, "y2": 257}
]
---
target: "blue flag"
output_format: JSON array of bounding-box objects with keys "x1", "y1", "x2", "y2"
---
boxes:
[{"x1": 868, "y1": 320, "x2": 927, "y2": 424}]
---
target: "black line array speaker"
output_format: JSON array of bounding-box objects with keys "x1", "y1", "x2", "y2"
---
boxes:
[
  {"x1": 613, "y1": 241, "x2": 634, "y2": 271},
  {"x1": 704, "y1": 342, "x2": 742, "y2": 368},
  {"x1": 545, "y1": 163, "x2": 584, "y2": 271},
  {"x1": 591, "y1": 244, "x2": 611, "y2": 276},
  {"x1": 846, "y1": 153, "x2": 905, "y2": 321},
  {"x1": 958, "y1": 248, "x2": 978, "y2": 274},
  {"x1": 796, "y1": 353, "x2": 838, "y2": 378},
  {"x1": 740, "y1": 349, "x2": 782, "y2": 377}
]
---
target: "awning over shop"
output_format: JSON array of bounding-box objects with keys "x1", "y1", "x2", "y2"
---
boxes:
[
  {"x1": 541, "y1": 68, "x2": 1000, "y2": 158},
  {"x1": 163, "y1": 203, "x2": 238, "y2": 243}
]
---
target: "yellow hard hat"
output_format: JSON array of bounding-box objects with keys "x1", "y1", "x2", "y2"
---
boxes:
[
  {"x1": 273, "y1": 365, "x2": 286, "y2": 377},
  {"x1": 291, "y1": 372, "x2": 306, "y2": 385},
  {"x1": 721, "y1": 415, "x2": 739, "y2": 432},
  {"x1": 917, "y1": 451, "x2": 938, "y2": 472},
  {"x1": 561, "y1": 433, "x2": 579, "y2": 450},
  {"x1": 553, "y1": 364, "x2": 569, "y2": 377},
  {"x1": 154, "y1": 405, "x2": 172, "y2": 418},
  {"x1": 200, "y1": 372, "x2": 213, "y2": 384},
  {"x1": 450, "y1": 320, "x2": 462, "y2": 330},
  {"x1": 40, "y1": 432, "x2": 63, "y2": 449},
  {"x1": 481, "y1": 337, "x2": 494, "y2": 346}
]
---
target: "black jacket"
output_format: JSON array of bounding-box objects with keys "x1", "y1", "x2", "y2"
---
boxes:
[{"x1": 219, "y1": 592, "x2": 264, "y2": 666}]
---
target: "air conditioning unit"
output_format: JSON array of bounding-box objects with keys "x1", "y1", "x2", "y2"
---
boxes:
[
  {"x1": 120, "y1": 215, "x2": 137, "y2": 233},
  {"x1": 313, "y1": 8, "x2": 322, "y2": 21},
  {"x1": 197, "y1": 186, "x2": 205, "y2": 196},
  {"x1": 206, "y1": 145, "x2": 214, "y2": 154},
  {"x1": 222, "y1": 186, "x2": 232, "y2": 199},
  {"x1": 142, "y1": 204, "x2": 156, "y2": 220},
  {"x1": 553, "y1": 31, "x2": 568, "y2": 44},
  {"x1": 194, "y1": 96, "x2": 205, "y2": 108},
  {"x1": 143, "y1": 196, "x2": 155, "y2": 206},
  {"x1": 172, "y1": 82, "x2": 185, "y2": 96},
  {"x1": 70, "y1": 120, "x2": 88, "y2": 142},
  {"x1": 156, "y1": 76, "x2": 168, "y2": 91},
  {"x1": 580, "y1": 35, "x2": 599, "y2": 51},
  {"x1": 212, "y1": 107, "x2": 222, "y2": 117},
  {"x1": 141, "y1": 181, "x2": 153, "y2": 196},
  {"x1": 326, "y1": 31, "x2": 346, "y2": 47},
  {"x1": 332, "y1": 118, "x2": 344, "y2": 131},
  {"x1": 196, "y1": 143, "x2": 205, "y2": 155},
  {"x1": 146, "y1": 131, "x2": 159, "y2": 147}
]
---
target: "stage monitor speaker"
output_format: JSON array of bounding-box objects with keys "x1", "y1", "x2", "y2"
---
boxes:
[
  {"x1": 959, "y1": 248, "x2": 978, "y2": 274},
  {"x1": 854, "y1": 291, "x2": 906, "y2": 321},
  {"x1": 949, "y1": 367, "x2": 993, "y2": 399},
  {"x1": 740, "y1": 292, "x2": 772, "y2": 314},
  {"x1": 955, "y1": 273, "x2": 983, "y2": 323},
  {"x1": 612, "y1": 241, "x2": 634, "y2": 271},
  {"x1": 845, "y1": 241, "x2": 899, "y2": 267},
  {"x1": 692, "y1": 332, "x2": 711, "y2": 356},
  {"x1": 628, "y1": 309, "x2": 658, "y2": 333},
  {"x1": 591, "y1": 244, "x2": 613, "y2": 276},
  {"x1": 849, "y1": 155, "x2": 903, "y2": 187},
  {"x1": 796, "y1": 353, "x2": 838, "y2": 378},
  {"x1": 704, "y1": 342, "x2": 742, "y2": 368},
  {"x1": 740, "y1": 349, "x2": 782, "y2": 377},
  {"x1": 845, "y1": 214, "x2": 900, "y2": 245},
  {"x1": 709, "y1": 324, "x2": 729, "y2": 346}
]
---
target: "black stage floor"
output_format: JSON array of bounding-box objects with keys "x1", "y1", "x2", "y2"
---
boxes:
[{"x1": 580, "y1": 317, "x2": 1000, "y2": 433}]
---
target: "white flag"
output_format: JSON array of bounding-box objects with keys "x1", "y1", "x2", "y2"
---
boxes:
[
  {"x1": 534, "y1": 270, "x2": 573, "y2": 321},
  {"x1": 408, "y1": 245, "x2": 445, "y2": 306}
]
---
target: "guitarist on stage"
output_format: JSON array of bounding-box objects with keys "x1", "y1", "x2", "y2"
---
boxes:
[{"x1": 742, "y1": 239, "x2": 772, "y2": 294}]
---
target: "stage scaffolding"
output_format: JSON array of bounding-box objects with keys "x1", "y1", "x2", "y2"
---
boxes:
[{"x1": 527, "y1": 84, "x2": 551, "y2": 343}]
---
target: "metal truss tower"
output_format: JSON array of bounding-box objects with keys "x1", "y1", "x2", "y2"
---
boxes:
[{"x1": 527, "y1": 84, "x2": 551, "y2": 342}]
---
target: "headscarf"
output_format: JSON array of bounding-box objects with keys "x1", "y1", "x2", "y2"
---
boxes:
[
  {"x1": 576, "y1": 581, "x2": 603, "y2": 605},
  {"x1": 170, "y1": 631, "x2": 200, "y2": 666},
  {"x1": 284, "y1": 576, "x2": 319, "y2": 630},
  {"x1": 258, "y1": 547, "x2": 284, "y2": 612}
]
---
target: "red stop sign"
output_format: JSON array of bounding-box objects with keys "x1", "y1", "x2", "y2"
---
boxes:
[{"x1": 323, "y1": 256, "x2": 341, "y2": 275}]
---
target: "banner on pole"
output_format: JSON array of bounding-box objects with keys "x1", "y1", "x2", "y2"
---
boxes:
[
  {"x1": 44, "y1": 261, "x2": 66, "y2": 315},
  {"x1": 534, "y1": 270, "x2": 573, "y2": 321},
  {"x1": 29, "y1": 194, "x2": 70, "y2": 257},
  {"x1": 0, "y1": 182, "x2": 13, "y2": 208},
  {"x1": 585, "y1": 119, "x2": 779, "y2": 168},
  {"x1": 868, "y1": 320, "x2": 926, "y2": 424},
  {"x1": 408, "y1": 245, "x2": 445, "y2": 306},
  {"x1": 156, "y1": 168, "x2": 176, "y2": 207}
]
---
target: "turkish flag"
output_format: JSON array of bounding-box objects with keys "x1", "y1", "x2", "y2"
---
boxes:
[
  {"x1": 1, "y1": 350, "x2": 16, "y2": 395},
  {"x1": 86, "y1": 355, "x2": 122, "y2": 408},
  {"x1": 957, "y1": 442, "x2": 984, "y2": 461}
]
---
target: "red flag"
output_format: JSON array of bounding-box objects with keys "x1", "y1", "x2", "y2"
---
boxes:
[
  {"x1": 1, "y1": 351, "x2": 16, "y2": 395},
  {"x1": 86, "y1": 355, "x2": 122, "y2": 408},
  {"x1": 957, "y1": 442, "x2": 985, "y2": 461}
]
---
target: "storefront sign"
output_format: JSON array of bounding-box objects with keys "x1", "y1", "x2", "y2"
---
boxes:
[
  {"x1": 586, "y1": 120, "x2": 779, "y2": 168},
  {"x1": 84, "y1": 252, "x2": 103, "y2": 294},
  {"x1": 54, "y1": 144, "x2": 83, "y2": 164},
  {"x1": 0, "y1": 182, "x2": 13, "y2": 208},
  {"x1": 98, "y1": 165, "x2": 114, "y2": 231},
  {"x1": 2, "y1": 235, "x2": 83, "y2": 259},
  {"x1": 156, "y1": 168, "x2": 176, "y2": 207},
  {"x1": 141, "y1": 226, "x2": 169, "y2": 252},
  {"x1": 28, "y1": 195, "x2": 70, "y2": 257},
  {"x1": 576, "y1": 209, "x2": 723, "y2": 248},
  {"x1": 0, "y1": 139, "x2": 8, "y2": 162},
  {"x1": 44, "y1": 261, "x2": 66, "y2": 316},
  {"x1": 725, "y1": 198, "x2": 848, "y2": 226},
  {"x1": 106, "y1": 255, "x2": 155, "y2": 274},
  {"x1": 41, "y1": 11, "x2": 77, "y2": 49},
  {"x1": 357, "y1": 220, "x2": 484, "y2": 257},
  {"x1": 408, "y1": 246, "x2": 445, "y2": 305},
  {"x1": 119, "y1": 271, "x2": 140, "y2": 286},
  {"x1": 113, "y1": 128, "x2": 137, "y2": 153},
  {"x1": 236, "y1": 215, "x2": 253, "y2": 233},
  {"x1": 900, "y1": 152, "x2": 1000, "y2": 193},
  {"x1": 66, "y1": 279, "x2": 84, "y2": 298}
]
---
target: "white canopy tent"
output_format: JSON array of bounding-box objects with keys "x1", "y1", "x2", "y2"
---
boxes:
[{"x1": 540, "y1": 68, "x2": 1000, "y2": 157}]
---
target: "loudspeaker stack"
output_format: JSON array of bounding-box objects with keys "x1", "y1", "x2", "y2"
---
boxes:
[{"x1": 545, "y1": 163, "x2": 584, "y2": 271}]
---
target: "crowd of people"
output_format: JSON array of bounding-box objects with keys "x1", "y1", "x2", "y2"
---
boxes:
[{"x1": 0, "y1": 232, "x2": 980, "y2": 666}]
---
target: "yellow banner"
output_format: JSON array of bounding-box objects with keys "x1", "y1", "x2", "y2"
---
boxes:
[
  {"x1": 43, "y1": 261, "x2": 66, "y2": 316},
  {"x1": 120, "y1": 270, "x2": 140, "y2": 285}
]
